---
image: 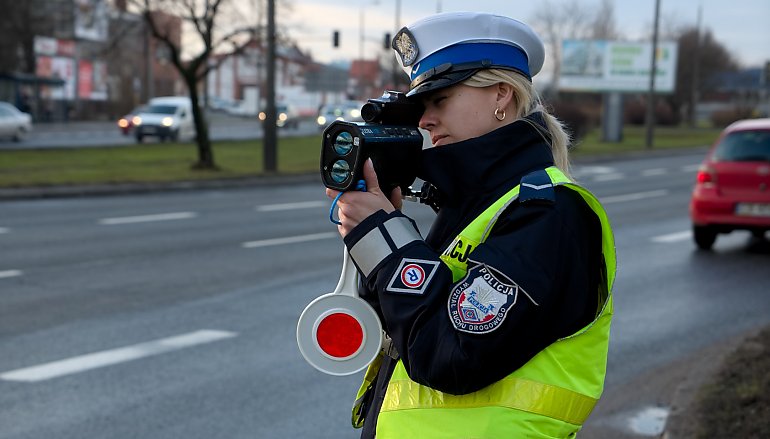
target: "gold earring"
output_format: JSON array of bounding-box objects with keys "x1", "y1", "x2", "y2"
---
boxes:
[{"x1": 494, "y1": 108, "x2": 506, "y2": 121}]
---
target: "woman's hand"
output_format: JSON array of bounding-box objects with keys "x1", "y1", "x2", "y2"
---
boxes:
[{"x1": 326, "y1": 159, "x2": 403, "y2": 237}]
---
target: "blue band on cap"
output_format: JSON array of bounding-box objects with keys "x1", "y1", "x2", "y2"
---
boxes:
[{"x1": 410, "y1": 42, "x2": 530, "y2": 81}]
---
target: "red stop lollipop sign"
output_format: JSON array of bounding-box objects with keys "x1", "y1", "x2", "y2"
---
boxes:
[
  {"x1": 316, "y1": 312, "x2": 364, "y2": 359},
  {"x1": 297, "y1": 249, "x2": 383, "y2": 376}
]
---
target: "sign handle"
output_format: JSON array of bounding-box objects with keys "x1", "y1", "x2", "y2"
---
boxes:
[{"x1": 332, "y1": 247, "x2": 360, "y2": 297}]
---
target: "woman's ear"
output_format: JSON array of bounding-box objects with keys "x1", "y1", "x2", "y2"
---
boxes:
[{"x1": 495, "y1": 82, "x2": 515, "y2": 110}]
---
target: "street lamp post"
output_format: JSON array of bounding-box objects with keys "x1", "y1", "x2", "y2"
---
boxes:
[
  {"x1": 263, "y1": 0, "x2": 277, "y2": 172},
  {"x1": 645, "y1": 0, "x2": 661, "y2": 150}
]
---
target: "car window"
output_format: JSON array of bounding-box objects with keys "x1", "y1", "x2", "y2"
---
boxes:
[
  {"x1": 145, "y1": 105, "x2": 178, "y2": 115},
  {"x1": 714, "y1": 130, "x2": 770, "y2": 162}
]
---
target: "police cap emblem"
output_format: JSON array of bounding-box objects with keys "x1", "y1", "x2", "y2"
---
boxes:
[{"x1": 392, "y1": 27, "x2": 419, "y2": 67}]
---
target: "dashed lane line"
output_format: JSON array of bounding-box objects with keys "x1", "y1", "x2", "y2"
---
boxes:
[
  {"x1": 98, "y1": 212, "x2": 197, "y2": 225},
  {"x1": 0, "y1": 329, "x2": 237, "y2": 383},
  {"x1": 592, "y1": 173, "x2": 625, "y2": 182},
  {"x1": 0, "y1": 270, "x2": 23, "y2": 279},
  {"x1": 0, "y1": 227, "x2": 9, "y2": 234},
  {"x1": 256, "y1": 201, "x2": 326, "y2": 212},
  {"x1": 641, "y1": 168, "x2": 667, "y2": 177},
  {"x1": 652, "y1": 230, "x2": 692, "y2": 243},
  {"x1": 601, "y1": 189, "x2": 669, "y2": 204},
  {"x1": 681, "y1": 164, "x2": 701, "y2": 172},
  {"x1": 242, "y1": 232, "x2": 337, "y2": 248}
]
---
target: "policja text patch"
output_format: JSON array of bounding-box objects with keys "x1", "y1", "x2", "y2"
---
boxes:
[
  {"x1": 448, "y1": 262, "x2": 536, "y2": 334},
  {"x1": 386, "y1": 258, "x2": 440, "y2": 295}
]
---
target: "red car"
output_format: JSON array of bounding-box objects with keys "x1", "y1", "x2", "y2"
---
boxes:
[
  {"x1": 690, "y1": 118, "x2": 770, "y2": 250},
  {"x1": 117, "y1": 105, "x2": 147, "y2": 136}
]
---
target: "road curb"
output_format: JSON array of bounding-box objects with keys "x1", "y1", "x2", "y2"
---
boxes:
[
  {"x1": 0, "y1": 147, "x2": 709, "y2": 201},
  {"x1": 0, "y1": 173, "x2": 321, "y2": 201}
]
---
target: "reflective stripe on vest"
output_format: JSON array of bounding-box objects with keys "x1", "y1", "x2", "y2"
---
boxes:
[{"x1": 353, "y1": 166, "x2": 616, "y2": 437}]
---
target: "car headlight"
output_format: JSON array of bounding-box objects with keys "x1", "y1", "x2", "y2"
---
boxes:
[
  {"x1": 162, "y1": 117, "x2": 174, "y2": 127},
  {"x1": 317, "y1": 116, "x2": 327, "y2": 125},
  {"x1": 118, "y1": 119, "x2": 129, "y2": 128},
  {"x1": 259, "y1": 112, "x2": 266, "y2": 121},
  {"x1": 133, "y1": 116, "x2": 142, "y2": 126},
  {"x1": 278, "y1": 112, "x2": 288, "y2": 121}
]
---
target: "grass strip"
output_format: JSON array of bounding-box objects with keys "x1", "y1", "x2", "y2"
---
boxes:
[{"x1": 0, "y1": 126, "x2": 722, "y2": 188}]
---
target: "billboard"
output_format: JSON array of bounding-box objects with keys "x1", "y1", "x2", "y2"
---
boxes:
[
  {"x1": 559, "y1": 40, "x2": 678, "y2": 93},
  {"x1": 74, "y1": 0, "x2": 108, "y2": 42}
]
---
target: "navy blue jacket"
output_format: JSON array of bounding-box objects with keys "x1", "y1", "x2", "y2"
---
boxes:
[{"x1": 343, "y1": 116, "x2": 603, "y2": 438}]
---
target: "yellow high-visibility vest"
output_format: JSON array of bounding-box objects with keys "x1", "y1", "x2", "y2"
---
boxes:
[{"x1": 353, "y1": 166, "x2": 616, "y2": 438}]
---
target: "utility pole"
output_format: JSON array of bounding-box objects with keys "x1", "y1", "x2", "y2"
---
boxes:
[
  {"x1": 392, "y1": 0, "x2": 401, "y2": 88},
  {"x1": 644, "y1": 0, "x2": 661, "y2": 149},
  {"x1": 689, "y1": 3, "x2": 702, "y2": 127},
  {"x1": 263, "y1": 0, "x2": 277, "y2": 172}
]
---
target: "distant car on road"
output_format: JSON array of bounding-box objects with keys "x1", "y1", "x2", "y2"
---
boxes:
[
  {"x1": 690, "y1": 118, "x2": 770, "y2": 249},
  {"x1": 0, "y1": 101, "x2": 32, "y2": 142},
  {"x1": 117, "y1": 105, "x2": 147, "y2": 136},
  {"x1": 133, "y1": 96, "x2": 195, "y2": 143},
  {"x1": 316, "y1": 101, "x2": 364, "y2": 129},
  {"x1": 259, "y1": 104, "x2": 299, "y2": 129}
]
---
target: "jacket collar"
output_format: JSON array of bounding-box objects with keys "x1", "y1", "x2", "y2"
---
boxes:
[{"x1": 417, "y1": 113, "x2": 555, "y2": 206}]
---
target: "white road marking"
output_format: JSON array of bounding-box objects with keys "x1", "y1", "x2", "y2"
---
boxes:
[
  {"x1": 601, "y1": 189, "x2": 669, "y2": 204},
  {"x1": 681, "y1": 164, "x2": 701, "y2": 172},
  {"x1": 0, "y1": 270, "x2": 23, "y2": 279},
  {"x1": 628, "y1": 406, "x2": 669, "y2": 436},
  {"x1": 652, "y1": 230, "x2": 692, "y2": 243},
  {"x1": 242, "y1": 232, "x2": 337, "y2": 248},
  {"x1": 0, "y1": 330, "x2": 237, "y2": 383},
  {"x1": 256, "y1": 201, "x2": 326, "y2": 212},
  {"x1": 593, "y1": 173, "x2": 625, "y2": 182},
  {"x1": 641, "y1": 168, "x2": 667, "y2": 176},
  {"x1": 98, "y1": 212, "x2": 197, "y2": 225},
  {"x1": 0, "y1": 227, "x2": 9, "y2": 234},
  {"x1": 572, "y1": 165, "x2": 616, "y2": 176}
]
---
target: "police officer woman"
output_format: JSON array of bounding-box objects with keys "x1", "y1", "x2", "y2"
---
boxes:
[{"x1": 326, "y1": 11, "x2": 616, "y2": 439}]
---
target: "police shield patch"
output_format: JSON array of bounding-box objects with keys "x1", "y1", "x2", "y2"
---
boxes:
[
  {"x1": 387, "y1": 258, "x2": 440, "y2": 295},
  {"x1": 448, "y1": 263, "x2": 527, "y2": 334}
]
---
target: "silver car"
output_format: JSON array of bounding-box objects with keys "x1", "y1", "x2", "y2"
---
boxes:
[
  {"x1": 0, "y1": 101, "x2": 32, "y2": 141},
  {"x1": 317, "y1": 101, "x2": 365, "y2": 129}
]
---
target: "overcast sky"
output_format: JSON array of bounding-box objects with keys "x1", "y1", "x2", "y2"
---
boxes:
[{"x1": 285, "y1": 0, "x2": 769, "y2": 69}]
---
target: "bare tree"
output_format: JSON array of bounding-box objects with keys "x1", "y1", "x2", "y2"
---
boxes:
[
  {"x1": 129, "y1": 0, "x2": 257, "y2": 170},
  {"x1": 530, "y1": 0, "x2": 618, "y2": 93},
  {"x1": 0, "y1": 0, "x2": 63, "y2": 75},
  {"x1": 590, "y1": 0, "x2": 618, "y2": 40},
  {"x1": 667, "y1": 27, "x2": 738, "y2": 125}
]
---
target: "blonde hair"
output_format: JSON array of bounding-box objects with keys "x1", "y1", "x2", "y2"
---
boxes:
[{"x1": 462, "y1": 69, "x2": 572, "y2": 179}]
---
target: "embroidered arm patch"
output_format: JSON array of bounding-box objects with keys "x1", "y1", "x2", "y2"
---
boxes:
[
  {"x1": 386, "y1": 258, "x2": 440, "y2": 295},
  {"x1": 447, "y1": 261, "x2": 538, "y2": 334}
]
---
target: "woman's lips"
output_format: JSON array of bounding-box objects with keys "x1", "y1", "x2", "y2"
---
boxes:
[{"x1": 431, "y1": 134, "x2": 448, "y2": 145}]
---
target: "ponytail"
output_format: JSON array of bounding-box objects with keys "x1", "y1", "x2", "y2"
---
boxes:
[{"x1": 462, "y1": 69, "x2": 573, "y2": 179}]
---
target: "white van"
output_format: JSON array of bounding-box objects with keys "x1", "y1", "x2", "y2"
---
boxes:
[{"x1": 133, "y1": 96, "x2": 195, "y2": 143}]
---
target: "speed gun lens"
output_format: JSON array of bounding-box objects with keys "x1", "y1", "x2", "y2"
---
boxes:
[
  {"x1": 330, "y1": 160, "x2": 351, "y2": 183},
  {"x1": 334, "y1": 131, "x2": 354, "y2": 155},
  {"x1": 315, "y1": 312, "x2": 364, "y2": 359}
]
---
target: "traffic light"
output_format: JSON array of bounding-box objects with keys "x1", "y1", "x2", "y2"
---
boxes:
[
  {"x1": 333, "y1": 30, "x2": 340, "y2": 48},
  {"x1": 764, "y1": 60, "x2": 770, "y2": 87},
  {"x1": 384, "y1": 32, "x2": 391, "y2": 50}
]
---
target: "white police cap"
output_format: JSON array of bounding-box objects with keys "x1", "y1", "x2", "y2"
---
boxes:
[{"x1": 392, "y1": 12, "x2": 545, "y2": 97}]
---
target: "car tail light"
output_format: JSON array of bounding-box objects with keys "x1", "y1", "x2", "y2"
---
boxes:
[{"x1": 696, "y1": 165, "x2": 716, "y2": 187}]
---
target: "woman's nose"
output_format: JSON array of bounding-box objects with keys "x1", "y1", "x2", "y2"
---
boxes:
[{"x1": 418, "y1": 110, "x2": 434, "y2": 130}]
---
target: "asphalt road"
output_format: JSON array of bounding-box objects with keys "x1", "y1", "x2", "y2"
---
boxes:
[
  {"x1": 0, "y1": 112, "x2": 320, "y2": 149},
  {"x1": 1, "y1": 151, "x2": 768, "y2": 438}
]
